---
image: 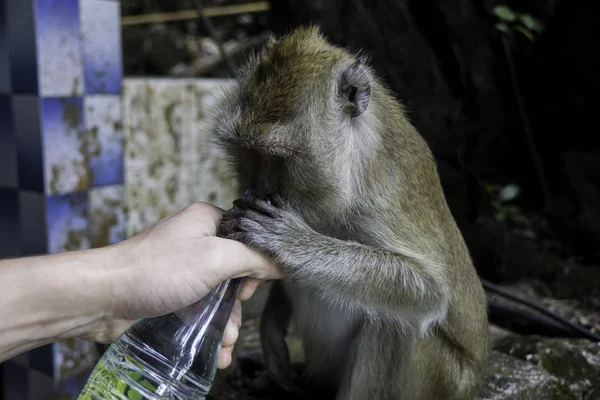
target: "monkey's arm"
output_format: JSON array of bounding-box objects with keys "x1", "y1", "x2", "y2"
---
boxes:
[{"x1": 223, "y1": 196, "x2": 450, "y2": 325}]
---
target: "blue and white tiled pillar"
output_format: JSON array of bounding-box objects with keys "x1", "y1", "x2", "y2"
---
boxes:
[{"x1": 0, "y1": 0, "x2": 124, "y2": 398}]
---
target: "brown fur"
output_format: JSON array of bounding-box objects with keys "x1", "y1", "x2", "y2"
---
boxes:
[{"x1": 213, "y1": 26, "x2": 489, "y2": 400}]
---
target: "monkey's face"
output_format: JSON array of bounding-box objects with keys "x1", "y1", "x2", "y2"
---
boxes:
[{"x1": 213, "y1": 27, "x2": 373, "y2": 213}]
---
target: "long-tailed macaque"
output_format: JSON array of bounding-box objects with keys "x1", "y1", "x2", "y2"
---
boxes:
[{"x1": 213, "y1": 26, "x2": 489, "y2": 400}]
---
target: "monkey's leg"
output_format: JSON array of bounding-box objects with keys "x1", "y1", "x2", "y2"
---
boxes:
[
  {"x1": 229, "y1": 281, "x2": 307, "y2": 396},
  {"x1": 337, "y1": 326, "x2": 480, "y2": 400},
  {"x1": 259, "y1": 281, "x2": 308, "y2": 395},
  {"x1": 227, "y1": 196, "x2": 450, "y2": 323}
]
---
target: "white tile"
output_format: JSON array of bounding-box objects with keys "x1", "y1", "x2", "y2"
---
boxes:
[
  {"x1": 36, "y1": 0, "x2": 84, "y2": 96},
  {"x1": 85, "y1": 95, "x2": 124, "y2": 186},
  {"x1": 80, "y1": 0, "x2": 122, "y2": 94}
]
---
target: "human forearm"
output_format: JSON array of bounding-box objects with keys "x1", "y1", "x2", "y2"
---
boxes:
[
  {"x1": 0, "y1": 248, "x2": 114, "y2": 363},
  {"x1": 0, "y1": 202, "x2": 281, "y2": 365}
]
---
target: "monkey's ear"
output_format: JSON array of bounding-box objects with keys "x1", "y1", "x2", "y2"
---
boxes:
[{"x1": 338, "y1": 60, "x2": 371, "y2": 118}]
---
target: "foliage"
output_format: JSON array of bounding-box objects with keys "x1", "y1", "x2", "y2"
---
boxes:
[
  {"x1": 484, "y1": 183, "x2": 530, "y2": 225},
  {"x1": 493, "y1": 5, "x2": 545, "y2": 41}
]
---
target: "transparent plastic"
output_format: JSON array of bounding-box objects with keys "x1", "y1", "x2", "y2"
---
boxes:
[{"x1": 78, "y1": 278, "x2": 242, "y2": 400}]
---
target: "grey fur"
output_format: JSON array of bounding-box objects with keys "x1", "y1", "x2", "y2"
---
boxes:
[{"x1": 212, "y1": 26, "x2": 489, "y2": 400}]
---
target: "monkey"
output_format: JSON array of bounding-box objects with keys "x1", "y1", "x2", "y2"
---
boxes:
[{"x1": 212, "y1": 26, "x2": 489, "y2": 400}]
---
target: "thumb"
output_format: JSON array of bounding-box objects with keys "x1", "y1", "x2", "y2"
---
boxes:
[{"x1": 204, "y1": 237, "x2": 282, "y2": 281}]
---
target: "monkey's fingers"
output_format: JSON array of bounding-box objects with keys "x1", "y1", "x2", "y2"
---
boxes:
[
  {"x1": 217, "y1": 218, "x2": 240, "y2": 237},
  {"x1": 233, "y1": 196, "x2": 278, "y2": 218},
  {"x1": 269, "y1": 194, "x2": 286, "y2": 207}
]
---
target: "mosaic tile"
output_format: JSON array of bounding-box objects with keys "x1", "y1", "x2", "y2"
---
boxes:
[
  {"x1": 1, "y1": 361, "x2": 29, "y2": 400},
  {"x1": 29, "y1": 343, "x2": 54, "y2": 378},
  {"x1": 125, "y1": 160, "x2": 191, "y2": 236},
  {"x1": 54, "y1": 339, "x2": 99, "y2": 383},
  {"x1": 123, "y1": 79, "x2": 189, "y2": 168},
  {"x1": 34, "y1": 0, "x2": 83, "y2": 96},
  {"x1": 85, "y1": 95, "x2": 124, "y2": 186},
  {"x1": 0, "y1": 188, "x2": 21, "y2": 259},
  {"x1": 0, "y1": 94, "x2": 18, "y2": 188},
  {"x1": 0, "y1": 0, "x2": 10, "y2": 93},
  {"x1": 88, "y1": 184, "x2": 125, "y2": 247},
  {"x1": 55, "y1": 368, "x2": 92, "y2": 399},
  {"x1": 41, "y1": 97, "x2": 89, "y2": 195},
  {"x1": 80, "y1": 0, "x2": 122, "y2": 94},
  {"x1": 9, "y1": 351, "x2": 30, "y2": 369},
  {"x1": 6, "y1": 0, "x2": 38, "y2": 94},
  {"x1": 28, "y1": 369, "x2": 55, "y2": 400},
  {"x1": 13, "y1": 96, "x2": 44, "y2": 193},
  {"x1": 18, "y1": 191, "x2": 48, "y2": 256},
  {"x1": 46, "y1": 191, "x2": 90, "y2": 254}
]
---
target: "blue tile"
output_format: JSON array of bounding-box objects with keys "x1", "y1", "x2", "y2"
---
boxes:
[
  {"x1": 0, "y1": 95, "x2": 18, "y2": 188},
  {"x1": 56, "y1": 369, "x2": 91, "y2": 399},
  {"x1": 9, "y1": 351, "x2": 30, "y2": 368},
  {"x1": 35, "y1": 0, "x2": 84, "y2": 96},
  {"x1": 46, "y1": 191, "x2": 90, "y2": 253},
  {"x1": 29, "y1": 344, "x2": 54, "y2": 378},
  {"x1": 1, "y1": 361, "x2": 29, "y2": 400},
  {"x1": 80, "y1": 0, "x2": 122, "y2": 94},
  {"x1": 28, "y1": 370, "x2": 55, "y2": 400},
  {"x1": 40, "y1": 97, "x2": 89, "y2": 195},
  {"x1": 85, "y1": 96, "x2": 124, "y2": 186},
  {"x1": 6, "y1": 0, "x2": 38, "y2": 94},
  {"x1": 0, "y1": 0, "x2": 10, "y2": 93},
  {"x1": 0, "y1": 188, "x2": 22, "y2": 258},
  {"x1": 18, "y1": 191, "x2": 48, "y2": 256},
  {"x1": 13, "y1": 96, "x2": 44, "y2": 193}
]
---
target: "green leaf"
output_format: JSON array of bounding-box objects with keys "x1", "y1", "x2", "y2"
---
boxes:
[
  {"x1": 499, "y1": 184, "x2": 521, "y2": 202},
  {"x1": 495, "y1": 22, "x2": 510, "y2": 33},
  {"x1": 514, "y1": 25, "x2": 535, "y2": 41},
  {"x1": 493, "y1": 5, "x2": 517, "y2": 22},
  {"x1": 495, "y1": 210, "x2": 506, "y2": 221},
  {"x1": 519, "y1": 14, "x2": 544, "y2": 32}
]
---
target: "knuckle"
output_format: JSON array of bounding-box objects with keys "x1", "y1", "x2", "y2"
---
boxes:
[{"x1": 184, "y1": 201, "x2": 213, "y2": 214}]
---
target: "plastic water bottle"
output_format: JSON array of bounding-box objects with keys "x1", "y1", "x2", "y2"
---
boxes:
[{"x1": 78, "y1": 278, "x2": 242, "y2": 400}]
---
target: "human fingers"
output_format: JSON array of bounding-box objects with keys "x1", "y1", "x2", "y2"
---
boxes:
[
  {"x1": 205, "y1": 237, "x2": 283, "y2": 281},
  {"x1": 218, "y1": 300, "x2": 242, "y2": 369},
  {"x1": 238, "y1": 278, "x2": 264, "y2": 301},
  {"x1": 172, "y1": 203, "x2": 225, "y2": 237}
]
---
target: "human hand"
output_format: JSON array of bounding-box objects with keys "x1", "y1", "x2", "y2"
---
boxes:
[{"x1": 88, "y1": 202, "x2": 281, "y2": 369}]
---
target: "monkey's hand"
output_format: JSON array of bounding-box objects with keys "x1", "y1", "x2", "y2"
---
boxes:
[
  {"x1": 221, "y1": 194, "x2": 450, "y2": 327},
  {"x1": 219, "y1": 195, "x2": 309, "y2": 269},
  {"x1": 220, "y1": 197, "x2": 309, "y2": 396}
]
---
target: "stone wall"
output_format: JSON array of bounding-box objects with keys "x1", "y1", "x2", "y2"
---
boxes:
[{"x1": 122, "y1": 78, "x2": 237, "y2": 237}]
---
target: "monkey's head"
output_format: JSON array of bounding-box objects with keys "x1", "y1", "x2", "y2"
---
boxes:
[{"x1": 213, "y1": 26, "x2": 381, "y2": 215}]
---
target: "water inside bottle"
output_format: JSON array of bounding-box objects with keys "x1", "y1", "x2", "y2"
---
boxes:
[
  {"x1": 78, "y1": 320, "x2": 223, "y2": 400},
  {"x1": 79, "y1": 279, "x2": 241, "y2": 399}
]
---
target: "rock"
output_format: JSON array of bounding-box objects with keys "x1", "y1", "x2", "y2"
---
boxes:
[
  {"x1": 494, "y1": 335, "x2": 600, "y2": 399},
  {"x1": 478, "y1": 351, "x2": 575, "y2": 400}
]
